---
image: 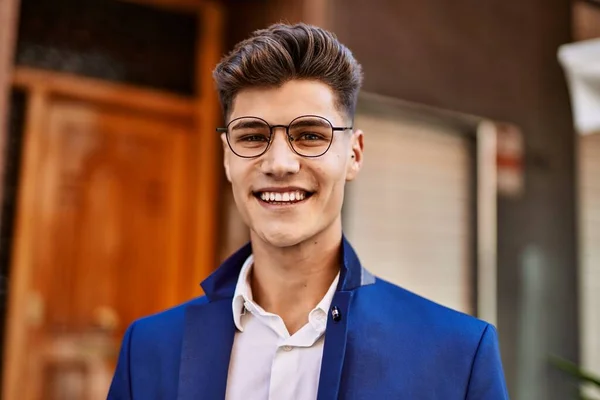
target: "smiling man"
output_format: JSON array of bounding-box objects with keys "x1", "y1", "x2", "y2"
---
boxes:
[{"x1": 108, "y1": 23, "x2": 509, "y2": 400}]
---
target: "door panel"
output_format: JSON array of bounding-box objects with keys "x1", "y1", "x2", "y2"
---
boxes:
[{"x1": 24, "y1": 100, "x2": 192, "y2": 399}]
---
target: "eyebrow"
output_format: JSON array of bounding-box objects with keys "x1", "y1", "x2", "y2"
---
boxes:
[
  {"x1": 229, "y1": 117, "x2": 332, "y2": 131},
  {"x1": 230, "y1": 120, "x2": 268, "y2": 130},
  {"x1": 289, "y1": 118, "x2": 331, "y2": 128}
]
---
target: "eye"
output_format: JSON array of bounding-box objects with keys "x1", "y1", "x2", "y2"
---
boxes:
[
  {"x1": 296, "y1": 132, "x2": 324, "y2": 141},
  {"x1": 239, "y1": 134, "x2": 269, "y2": 142}
]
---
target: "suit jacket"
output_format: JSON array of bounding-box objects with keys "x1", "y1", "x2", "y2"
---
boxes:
[{"x1": 108, "y1": 237, "x2": 509, "y2": 399}]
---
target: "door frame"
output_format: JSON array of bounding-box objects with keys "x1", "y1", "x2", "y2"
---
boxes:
[
  {"x1": 0, "y1": 0, "x2": 20, "y2": 226},
  {"x1": 2, "y1": 2, "x2": 224, "y2": 398}
]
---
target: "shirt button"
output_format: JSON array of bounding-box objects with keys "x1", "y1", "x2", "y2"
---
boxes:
[{"x1": 281, "y1": 345, "x2": 293, "y2": 352}]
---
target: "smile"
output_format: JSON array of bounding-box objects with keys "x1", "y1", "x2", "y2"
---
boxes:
[{"x1": 254, "y1": 190, "x2": 313, "y2": 205}]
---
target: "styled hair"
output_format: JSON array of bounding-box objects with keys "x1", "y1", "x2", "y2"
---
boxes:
[{"x1": 213, "y1": 23, "x2": 363, "y2": 121}]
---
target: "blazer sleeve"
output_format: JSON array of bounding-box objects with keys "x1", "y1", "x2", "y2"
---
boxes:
[
  {"x1": 465, "y1": 324, "x2": 510, "y2": 400},
  {"x1": 107, "y1": 322, "x2": 136, "y2": 400}
]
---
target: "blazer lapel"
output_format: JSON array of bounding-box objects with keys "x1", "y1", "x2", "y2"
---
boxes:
[
  {"x1": 178, "y1": 299, "x2": 235, "y2": 400},
  {"x1": 317, "y1": 290, "x2": 354, "y2": 400},
  {"x1": 317, "y1": 237, "x2": 374, "y2": 399}
]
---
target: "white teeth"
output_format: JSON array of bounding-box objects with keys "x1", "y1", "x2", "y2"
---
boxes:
[{"x1": 258, "y1": 191, "x2": 309, "y2": 203}]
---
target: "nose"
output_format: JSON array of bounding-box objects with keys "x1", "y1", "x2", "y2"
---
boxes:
[{"x1": 259, "y1": 128, "x2": 300, "y2": 177}]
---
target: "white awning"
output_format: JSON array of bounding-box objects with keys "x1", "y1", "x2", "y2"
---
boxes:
[{"x1": 558, "y1": 38, "x2": 600, "y2": 135}]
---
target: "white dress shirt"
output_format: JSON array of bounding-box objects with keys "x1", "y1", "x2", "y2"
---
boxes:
[{"x1": 225, "y1": 254, "x2": 340, "y2": 400}]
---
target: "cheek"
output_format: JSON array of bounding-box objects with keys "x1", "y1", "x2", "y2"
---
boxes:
[
  {"x1": 315, "y1": 160, "x2": 348, "y2": 197},
  {"x1": 228, "y1": 160, "x2": 249, "y2": 181},
  {"x1": 228, "y1": 162, "x2": 253, "y2": 197},
  {"x1": 228, "y1": 164, "x2": 253, "y2": 224}
]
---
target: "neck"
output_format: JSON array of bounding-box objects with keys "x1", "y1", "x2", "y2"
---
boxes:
[{"x1": 249, "y1": 218, "x2": 342, "y2": 334}]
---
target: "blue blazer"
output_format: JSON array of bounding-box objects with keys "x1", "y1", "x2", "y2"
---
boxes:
[{"x1": 108, "y1": 238, "x2": 509, "y2": 399}]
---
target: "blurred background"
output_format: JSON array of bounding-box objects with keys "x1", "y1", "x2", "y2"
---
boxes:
[{"x1": 0, "y1": 0, "x2": 598, "y2": 399}]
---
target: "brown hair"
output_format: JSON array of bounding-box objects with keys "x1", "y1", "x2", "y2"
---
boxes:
[{"x1": 213, "y1": 23, "x2": 363, "y2": 121}]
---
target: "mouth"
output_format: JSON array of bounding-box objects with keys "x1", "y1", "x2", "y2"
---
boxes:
[{"x1": 253, "y1": 189, "x2": 314, "y2": 206}]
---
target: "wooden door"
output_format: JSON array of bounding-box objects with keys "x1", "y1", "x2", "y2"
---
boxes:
[{"x1": 21, "y1": 99, "x2": 192, "y2": 400}]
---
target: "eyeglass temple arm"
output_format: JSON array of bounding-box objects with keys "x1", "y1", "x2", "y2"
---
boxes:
[{"x1": 217, "y1": 126, "x2": 352, "y2": 133}]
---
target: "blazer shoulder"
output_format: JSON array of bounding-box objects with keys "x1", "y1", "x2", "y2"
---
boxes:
[
  {"x1": 357, "y1": 277, "x2": 490, "y2": 338},
  {"x1": 109, "y1": 297, "x2": 209, "y2": 398},
  {"x1": 128, "y1": 295, "x2": 209, "y2": 338}
]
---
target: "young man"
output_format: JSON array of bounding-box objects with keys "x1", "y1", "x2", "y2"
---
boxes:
[{"x1": 108, "y1": 23, "x2": 508, "y2": 399}]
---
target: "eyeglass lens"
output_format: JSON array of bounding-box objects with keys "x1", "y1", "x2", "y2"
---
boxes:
[{"x1": 226, "y1": 116, "x2": 334, "y2": 158}]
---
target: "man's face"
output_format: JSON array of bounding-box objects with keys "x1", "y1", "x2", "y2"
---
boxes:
[{"x1": 222, "y1": 80, "x2": 364, "y2": 248}]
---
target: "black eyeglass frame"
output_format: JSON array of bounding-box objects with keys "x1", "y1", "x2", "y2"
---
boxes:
[{"x1": 216, "y1": 115, "x2": 353, "y2": 159}]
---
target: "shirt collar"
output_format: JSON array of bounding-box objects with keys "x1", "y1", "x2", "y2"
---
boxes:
[
  {"x1": 232, "y1": 254, "x2": 254, "y2": 331},
  {"x1": 314, "y1": 272, "x2": 340, "y2": 317},
  {"x1": 231, "y1": 254, "x2": 341, "y2": 332}
]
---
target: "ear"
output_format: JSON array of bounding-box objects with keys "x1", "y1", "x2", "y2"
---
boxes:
[
  {"x1": 346, "y1": 129, "x2": 364, "y2": 182},
  {"x1": 221, "y1": 133, "x2": 232, "y2": 183}
]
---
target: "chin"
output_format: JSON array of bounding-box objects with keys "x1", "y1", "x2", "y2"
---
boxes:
[{"x1": 254, "y1": 226, "x2": 313, "y2": 249}]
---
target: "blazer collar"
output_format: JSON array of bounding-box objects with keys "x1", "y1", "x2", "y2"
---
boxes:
[
  {"x1": 200, "y1": 235, "x2": 375, "y2": 301},
  {"x1": 187, "y1": 235, "x2": 376, "y2": 400}
]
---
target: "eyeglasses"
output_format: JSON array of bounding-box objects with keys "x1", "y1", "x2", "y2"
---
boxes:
[{"x1": 216, "y1": 115, "x2": 353, "y2": 158}]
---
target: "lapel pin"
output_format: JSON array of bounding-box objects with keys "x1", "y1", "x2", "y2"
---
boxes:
[{"x1": 331, "y1": 306, "x2": 342, "y2": 322}]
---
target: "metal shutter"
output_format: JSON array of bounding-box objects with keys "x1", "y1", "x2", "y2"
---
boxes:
[{"x1": 344, "y1": 108, "x2": 473, "y2": 314}]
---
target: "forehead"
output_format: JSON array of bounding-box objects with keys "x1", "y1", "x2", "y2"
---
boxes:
[{"x1": 229, "y1": 80, "x2": 345, "y2": 125}]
